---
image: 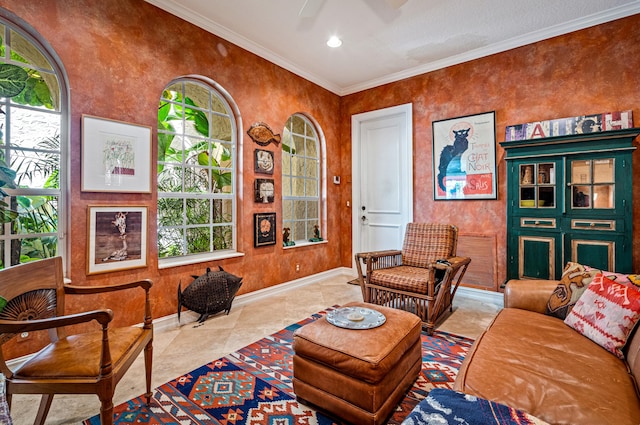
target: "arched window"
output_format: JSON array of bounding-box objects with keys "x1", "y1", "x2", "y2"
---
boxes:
[
  {"x1": 282, "y1": 114, "x2": 323, "y2": 244},
  {"x1": 157, "y1": 77, "x2": 239, "y2": 265},
  {"x1": 0, "y1": 10, "x2": 68, "y2": 269}
]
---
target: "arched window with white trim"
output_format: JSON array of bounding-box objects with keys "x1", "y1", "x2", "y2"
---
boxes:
[
  {"x1": 282, "y1": 114, "x2": 323, "y2": 244},
  {"x1": 0, "y1": 11, "x2": 68, "y2": 269},
  {"x1": 157, "y1": 77, "x2": 239, "y2": 265}
]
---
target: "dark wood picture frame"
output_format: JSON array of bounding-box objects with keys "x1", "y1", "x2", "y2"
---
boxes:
[
  {"x1": 254, "y1": 178, "x2": 275, "y2": 203},
  {"x1": 254, "y1": 212, "x2": 276, "y2": 247},
  {"x1": 254, "y1": 149, "x2": 275, "y2": 174}
]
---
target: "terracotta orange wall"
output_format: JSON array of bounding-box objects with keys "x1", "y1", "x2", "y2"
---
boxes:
[
  {"x1": 339, "y1": 14, "x2": 640, "y2": 287},
  {"x1": 1, "y1": 0, "x2": 343, "y2": 357}
]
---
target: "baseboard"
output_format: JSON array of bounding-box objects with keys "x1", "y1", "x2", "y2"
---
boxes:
[{"x1": 457, "y1": 285, "x2": 504, "y2": 307}]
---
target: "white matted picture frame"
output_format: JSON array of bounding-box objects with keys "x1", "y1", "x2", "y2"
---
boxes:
[
  {"x1": 82, "y1": 115, "x2": 152, "y2": 192},
  {"x1": 87, "y1": 205, "x2": 148, "y2": 275},
  {"x1": 432, "y1": 111, "x2": 497, "y2": 200}
]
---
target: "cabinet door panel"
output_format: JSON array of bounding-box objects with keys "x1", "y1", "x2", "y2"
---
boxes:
[
  {"x1": 518, "y1": 235, "x2": 556, "y2": 279},
  {"x1": 570, "y1": 239, "x2": 614, "y2": 271}
]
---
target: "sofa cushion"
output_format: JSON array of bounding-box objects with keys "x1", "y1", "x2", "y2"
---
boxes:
[
  {"x1": 545, "y1": 262, "x2": 598, "y2": 319},
  {"x1": 565, "y1": 274, "x2": 640, "y2": 359},
  {"x1": 369, "y1": 265, "x2": 429, "y2": 293},
  {"x1": 454, "y1": 308, "x2": 640, "y2": 425}
]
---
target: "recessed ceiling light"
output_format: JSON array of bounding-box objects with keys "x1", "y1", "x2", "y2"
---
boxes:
[{"x1": 327, "y1": 36, "x2": 342, "y2": 48}]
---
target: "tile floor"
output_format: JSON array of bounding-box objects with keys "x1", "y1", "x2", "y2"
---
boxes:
[{"x1": 10, "y1": 273, "x2": 502, "y2": 425}]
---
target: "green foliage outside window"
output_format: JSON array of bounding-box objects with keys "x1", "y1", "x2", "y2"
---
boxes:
[
  {"x1": 157, "y1": 81, "x2": 235, "y2": 258},
  {"x1": 0, "y1": 30, "x2": 60, "y2": 268}
]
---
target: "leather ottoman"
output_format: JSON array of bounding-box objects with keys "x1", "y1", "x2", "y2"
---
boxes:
[{"x1": 292, "y1": 302, "x2": 422, "y2": 424}]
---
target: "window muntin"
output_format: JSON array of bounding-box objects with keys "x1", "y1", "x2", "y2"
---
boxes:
[
  {"x1": 571, "y1": 159, "x2": 614, "y2": 209},
  {"x1": 282, "y1": 114, "x2": 321, "y2": 243},
  {"x1": 157, "y1": 78, "x2": 237, "y2": 260},
  {"x1": 0, "y1": 19, "x2": 66, "y2": 269}
]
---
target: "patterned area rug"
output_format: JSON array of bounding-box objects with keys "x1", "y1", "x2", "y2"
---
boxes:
[{"x1": 84, "y1": 307, "x2": 473, "y2": 425}]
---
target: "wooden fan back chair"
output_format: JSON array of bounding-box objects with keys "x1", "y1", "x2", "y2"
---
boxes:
[
  {"x1": 0, "y1": 257, "x2": 153, "y2": 425},
  {"x1": 355, "y1": 223, "x2": 471, "y2": 334}
]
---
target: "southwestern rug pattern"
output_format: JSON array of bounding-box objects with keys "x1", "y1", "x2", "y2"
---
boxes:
[{"x1": 84, "y1": 307, "x2": 473, "y2": 425}]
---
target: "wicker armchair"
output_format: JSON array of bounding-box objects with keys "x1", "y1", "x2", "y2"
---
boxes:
[{"x1": 355, "y1": 223, "x2": 471, "y2": 334}]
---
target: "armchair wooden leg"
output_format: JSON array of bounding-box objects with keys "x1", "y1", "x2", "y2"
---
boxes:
[
  {"x1": 34, "y1": 394, "x2": 54, "y2": 425},
  {"x1": 144, "y1": 341, "x2": 153, "y2": 404},
  {"x1": 424, "y1": 322, "x2": 435, "y2": 336},
  {"x1": 99, "y1": 396, "x2": 114, "y2": 425}
]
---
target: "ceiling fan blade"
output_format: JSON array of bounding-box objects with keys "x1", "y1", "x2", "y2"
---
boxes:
[
  {"x1": 385, "y1": 0, "x2": 408, "y2": 9},
  {"x1": 299, "y1": 0, "x2": 326, "y2": 18}
]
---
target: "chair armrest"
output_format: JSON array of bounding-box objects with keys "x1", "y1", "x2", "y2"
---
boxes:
[
  {"x1": 0, "y1": 309, "x2": 113, "y2": 334},
  {"x1": 504, "y1": 279, "x2": 559, "y2": 313},
  {"x1": 64, "y1": 279, "x2": 152, "y2": 295},
  {"x1": 355, "y1": 250, "x2": 403, "y2": 274},
  {"x1": 429, "y1": 256, "x2": 471, "y2": 295},
  {"x1": 440, "y1": 256, "x2": 471, "y2": 272},
  {"x1": 65, "y1": 279, "x2": 153, "y2": 328},
  {"x1": 356, "y1": 250, "x2": 402, "y2": 262},
  {"x1": 360, "y1": 250, "x2": 403, "y2": 275}
]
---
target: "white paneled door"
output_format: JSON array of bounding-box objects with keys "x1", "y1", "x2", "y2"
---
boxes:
[{"x1": 352, "y1": 103, "x2": 413, "y2": 264}]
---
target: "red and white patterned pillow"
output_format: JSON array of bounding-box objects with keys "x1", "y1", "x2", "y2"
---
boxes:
[
  {"x1": 583, "y1": 266, "x2": 640, "y2": 288},
  {"x1": 565, "y1": 273, "x2": 640, "y2": 359}
]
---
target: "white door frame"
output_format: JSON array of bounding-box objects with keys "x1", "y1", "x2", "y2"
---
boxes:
[{"x1": 351, "y1": 103, "x2": 413, "y2": 269}]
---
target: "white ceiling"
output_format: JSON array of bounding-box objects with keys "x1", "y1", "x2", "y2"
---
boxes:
[{"x1": 145, "y1": 0, "x2": 640, "y2": 96}]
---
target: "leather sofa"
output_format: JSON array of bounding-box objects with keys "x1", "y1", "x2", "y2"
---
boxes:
[{"x1": 453, "y1": 278, "x2": 640, "y2": 425}]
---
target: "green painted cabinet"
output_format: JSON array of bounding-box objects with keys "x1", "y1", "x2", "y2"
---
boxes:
[{"x1": 502, "y1": 129, "x2": 639, "y2": 281}]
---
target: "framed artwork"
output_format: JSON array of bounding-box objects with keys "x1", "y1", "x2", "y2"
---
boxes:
[
  {"x1": 432, "y1": 111, "x2": 497, "y2": 200},
  {"x1": 87, "y1": 205, "x2": 148, "y2": 274},
  {"x1": 254, "y1": 149, "x2": 274, "y2": 174},
  {"x1": 254, "y1": 212, "x2": 276, "y2": 247},
  {"x1": 82, "y1": 115, "x2": 152, "y2": 193},
  {"x1": 254, "y1": 178, "x2": 275, "y2": 203}
]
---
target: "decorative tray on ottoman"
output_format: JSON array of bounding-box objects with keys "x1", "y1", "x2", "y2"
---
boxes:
[{"x1": 326, "y1": 306, "x2": 386, "y2": 329}]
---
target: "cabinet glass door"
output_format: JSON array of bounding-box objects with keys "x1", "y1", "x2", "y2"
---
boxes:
[
  {"x1": 570, "y1": 159, "x2": 614, "y2": 209},
  {"x1": 519, "y1": 162, "x2": 556, "y2": 208}
]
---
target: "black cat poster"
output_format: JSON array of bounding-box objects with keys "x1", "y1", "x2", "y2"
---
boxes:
[{"x1": 432, "y1": 111, "x2": 497, "y2": 200}]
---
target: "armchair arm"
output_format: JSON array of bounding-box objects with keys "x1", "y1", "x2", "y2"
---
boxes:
[
  {"x1": 65, "y1": 279, "x2": 153, "y2": 329},
  {"x1": 354, "y1": 250, "x2": 402, "y2": 302},
  {"x1": 356, "y1": 250, "x2": 402, "y2": 261},
  {"x1": 356, "y1": 250, "x2": 403, "y2": 279},
  {"x1": 0, "y1": 309, "x2": 113, "y2": 334},
  {"x1": 430, "y1": 256, "x2": 471, "y2": 295},
  {"x1": 64, "y1": 279, "x2": 152, "y2": 295},
  {"x1": 438, "y1": 256, "x2": 471, "y2": 273},
  {"x1": 504, "y1": 279, "x2": 559, "y2": 313}
]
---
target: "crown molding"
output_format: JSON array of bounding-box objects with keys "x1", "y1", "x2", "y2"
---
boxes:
[
  {"x1": 341, "y1": 3, "x2": 640, "y2": 95},
  {"x1": 146, "y1": 1, "x2": 640, "y2": 96},
  {"x1": 144, "y1": 0, "x2": 342, "y2": 94}
]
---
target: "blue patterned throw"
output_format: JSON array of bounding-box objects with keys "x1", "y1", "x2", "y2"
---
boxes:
[{"x1": 402, "y1": 388, "x2": 549, "y2": 425}]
